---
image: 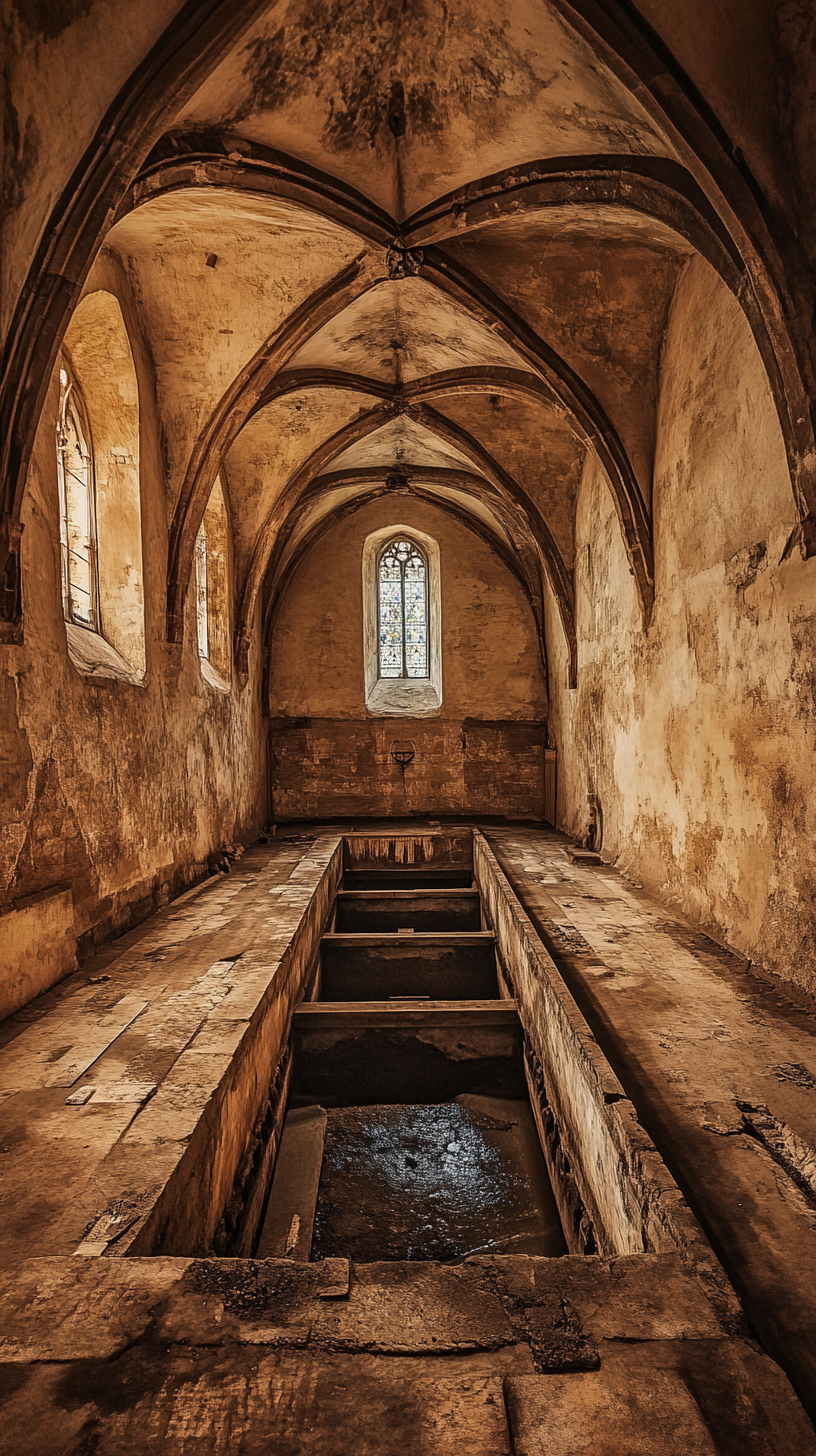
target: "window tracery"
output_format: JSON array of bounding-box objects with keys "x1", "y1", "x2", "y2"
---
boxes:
[{"x1": 378, "y1": 537, "x2": 429, "y2": 680}]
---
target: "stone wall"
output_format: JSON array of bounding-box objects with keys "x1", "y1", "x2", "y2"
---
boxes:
[
  {"x1": 474, "y1": 832, "x2": 719, "y2": 1265},
  {"x1": 268, "y1": 497, "x2": 547, "y2": 821},
  {"x1": 545, "y1": 256, "x2": 816, "y2": 992},
  {"x1": 0, "y1": 252, "x2": 268, "y2": 1022}
]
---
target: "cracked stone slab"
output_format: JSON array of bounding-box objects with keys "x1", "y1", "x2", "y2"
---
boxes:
[
  {"x1": 0, "y1": 1257, "x2": 191, "y2": 1361},
  {"x1": 508, "y1": 1253, "x2": 726, "y2": 1341}
]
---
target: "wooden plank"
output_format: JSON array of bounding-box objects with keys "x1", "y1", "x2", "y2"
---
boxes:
[
  {"x1": 337, "y1": 889, "x2": 480, "y2": 900},
  {"x1": 322, "y1": 931, "x2": 494, "y2": 946},
  {"x1": 293, "y1": 999, "x2": 518, "y2": 1030},
  {"x1": 256, "y1": 1106, "x2": 327, "y2": 1260}
]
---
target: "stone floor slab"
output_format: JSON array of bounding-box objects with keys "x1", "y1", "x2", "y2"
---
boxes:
[{"x1": 505, "y1": 1367, "x2": 718, "y2": 1455}]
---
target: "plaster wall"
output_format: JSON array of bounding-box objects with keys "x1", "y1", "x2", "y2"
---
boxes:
[
  {"x1": 268, "y1": 497, "x2": 547, "y2": 820},
  {"x1": 0, "y1": 259, "x2": 267, "y2": 1023},
  {"x1": 546, "y1": 256, "x2": 816, "y2": 992}
]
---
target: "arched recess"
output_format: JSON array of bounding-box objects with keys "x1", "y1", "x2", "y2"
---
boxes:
[
  {"x1": 259, "y1": 476, "x2": 552, "y2": 709},
  {"x1": 234, "y1": 398, "x2": 577, "y2": 685},
  {"x1": 265, "y1": 491, "x2": 549, "y2": 747},
  {"x1": 262, "y1": 479, "x2": 542, "y2": 653},
  {"x1": 59, "y1": 290, "x2": 145, "y2": 682}
]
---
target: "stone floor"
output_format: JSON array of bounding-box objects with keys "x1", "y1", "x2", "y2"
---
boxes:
[
  {"x1": 487, "y1": 827, "x2": 816, "y2": 1422},
  {"x1": 0, "y1": 834, "x2": 327, "y2": 1260},
  {"x1": 1, "y1": 821, "x2": 816, "y2": 1452},
  {"x1": 2, "y1": 1251, "x2": 813, "y2": 1455}
]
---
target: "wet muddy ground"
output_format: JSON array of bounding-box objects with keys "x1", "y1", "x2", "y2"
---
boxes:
[{"x1": 311, "y1": 1095, "x2": 566, "y2": 1262}]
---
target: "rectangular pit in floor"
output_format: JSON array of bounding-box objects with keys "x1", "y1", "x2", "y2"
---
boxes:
[
  {"x1": 334, "y1": 889, "x2": 482, "y2": 933},
  {"x1": 132, "y1": 828, "x2": 716, "y2": 1278},
  {"x1": 256, "y1": 837, "x2": 565, "y2": 1262},
  {"x1": 261, "y1": 1007, "x2": 566, "y2": 1262},
  {"x1": 340, "y1": 831, "x2": 474, "y2": 892}
]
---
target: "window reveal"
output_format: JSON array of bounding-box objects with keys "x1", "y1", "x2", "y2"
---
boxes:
[
  {"x1": 56, "y1": 368, "x2": 100, "y2": 631},
  {"x1": 378, "y1": 539, "x2": 429, "y2": 679}
]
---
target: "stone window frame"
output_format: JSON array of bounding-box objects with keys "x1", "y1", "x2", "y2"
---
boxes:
[
  {"x1": 362, "y1": 523, "x2": 442, "y2": 716},
  {"x1": 55, "y1": 292, "x2": 148, "y2": 687},
  {"x1": 55, "y1": 353, "x2": 145, "y2": 687}
]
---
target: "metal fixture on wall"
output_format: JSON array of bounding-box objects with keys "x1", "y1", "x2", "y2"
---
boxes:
[{"x1": 390, "y1": 739, "x2": 416, "y2": 791}]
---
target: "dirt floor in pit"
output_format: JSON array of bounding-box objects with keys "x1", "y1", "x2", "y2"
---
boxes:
[{"x1": 311, "y1": 1095, "x2": 567, "y2": 1262}]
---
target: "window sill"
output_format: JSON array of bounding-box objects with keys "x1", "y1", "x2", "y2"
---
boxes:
[
  {"x1": 200, "y1": 656, "x2": 231, "y2": 693},
  {"x1": 366, "y1": 678, "x2": 442, "y2": 717},
  {"x1": 65, "y1": 622, "x2": 144, "y2": 686}
]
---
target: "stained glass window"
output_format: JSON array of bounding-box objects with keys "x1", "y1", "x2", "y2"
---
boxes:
[
  {"x1": 378, "y1": 538, "x2": 428, "y2": 679},
  {"x1": 56, "y1": 367, "x2": 99, "y2": 631}
]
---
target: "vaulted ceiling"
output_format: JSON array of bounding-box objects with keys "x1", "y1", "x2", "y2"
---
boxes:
[{"x1": 4, "y1": 0, "x2": 814, "y2": 676}]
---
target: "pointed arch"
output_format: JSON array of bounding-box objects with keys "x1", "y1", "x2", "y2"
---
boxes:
[
  {"x1": 419, "y1": 250, "x2": 654, "y2": 619},
  {"x1": 0, "y1": 0, "x2": 275, "y2": 638},
  {"x1": 165, "y1": 253, "x2": 387, "y2": 641},
  {"x1": 234, "y1": 389, "x2": 578, "y2": 684}
]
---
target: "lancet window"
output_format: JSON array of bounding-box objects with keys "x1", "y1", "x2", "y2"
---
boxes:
[
  {"x1": 56, "y1": 367, "x2": 100, "y2": 631},
  {"x1": 194, "y1": 477, "x2": 231, "y2": 688}
]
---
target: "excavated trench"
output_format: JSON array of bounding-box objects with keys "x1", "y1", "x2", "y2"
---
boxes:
[
  {"x1": 171, "y1": 829, "x2": 711, "y2": 1275},
  {"x1": 258, "y1": 861, "x2": 566, "y2": 1262}
]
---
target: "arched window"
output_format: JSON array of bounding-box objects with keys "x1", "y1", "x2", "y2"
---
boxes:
[
  {"x1": 56, "y1": 367, "x2": 99, "y2": 631},
  {"x1": 195, "y1": 526, "x2": 209, "y2": 660},
  {"x1": 378, "y1": 537, "x2": 429, "y2": 679},
  {"x1": 55, "y1": 291, "x2": 146, "y2": 684},
  {"x1": 363, "y1": 524, "x2": 442, "y2": 715},
  {"x1": 194, "y1": 477, "x2": 231, "y2": 690}
]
